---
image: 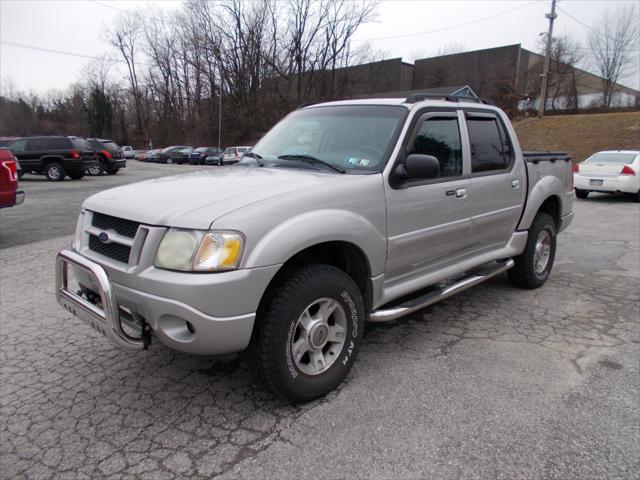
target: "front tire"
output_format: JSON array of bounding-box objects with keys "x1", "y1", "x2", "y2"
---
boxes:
[
  {"x1": 45, "y1": 163, "x2": 65, "y2": 182},
  {"x1": 250, "y1": 264, "x2": 364, "y2": 403},
  {"x1": 68, "y1": 171, "x2": 85, "y2": 180},
  {"x1": 105, "y1": 166, "x2": 120, "y2": 175},
  {"x1": 508, "y1": 212, "x2": 557, "y2": 289},
  {"x1": 575, "y1": 189, "x2": 589, "y2": 199}
]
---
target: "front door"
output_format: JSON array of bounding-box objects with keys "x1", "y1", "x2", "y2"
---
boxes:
[{"x1": 385, "y1": 110, "x2": 471, "y2": 287}]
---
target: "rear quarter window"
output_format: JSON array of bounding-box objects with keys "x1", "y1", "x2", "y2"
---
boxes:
[
  {"x1": 102, "y1": 142, "x2": 120, "y2": 152},
  {"x1": 45, "y1": 138, "x2": 72, "y2": 150},
  {"x1": 73, "y1": 139, "x2": 90, "y2": 149}
]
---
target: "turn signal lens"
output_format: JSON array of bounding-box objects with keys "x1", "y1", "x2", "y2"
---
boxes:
[
  {"x1": 620, "y1": 165, "x2": 635, "y2": 176},
  {"x1": 193, "y1": 232, "x2": 244, "y2": 271},
  {"x1": 154, "y1": 229, "x2": 244, "y2": 272}
]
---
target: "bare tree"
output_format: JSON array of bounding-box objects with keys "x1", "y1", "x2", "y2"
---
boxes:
[
  {"x1": 588, "y1": 5, "x2": 639, "y2": 107},
  {"x1": 107, "y1": 11, "x2": 148, "y2": 145},
  {"x1": 526, "y1": 34, "x2": 584, "y2": 110}
]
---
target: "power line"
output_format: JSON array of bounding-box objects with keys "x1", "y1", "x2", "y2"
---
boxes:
[
  {"x1": 353, "y1": 1, "x2": 538, "y2": 42},
  {"x1": 557, "y1": 5, "x2": 640, "y2": 44},
  {"x1": 1, "y1": 40, "x2": 106, "y2": 61},
  {"x1": 0, "y1": 40, "x2": 154, "y2": 67},
  {"x1": 88, "y1": 0, "x2": 124, "y2": 12}
]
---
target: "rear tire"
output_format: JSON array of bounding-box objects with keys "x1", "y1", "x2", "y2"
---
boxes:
[
  {"x1": 68, "y1": 171, "x2": 85, "y2": 180},
  {"x1": 508, "y1": 212, "x2": 557, "y2": 289},
  {"x1": 45, "y1": 163, "x2": 65, "y2": 182},
  {"x1": 575, "y1": 189, "x2": 589, "y2": 199},
  {"x1": 250, "y1": 264, "x2": 364, "y2": 403},
  {"x1": 87, "y1": 162, "x2": 104, "y2": 176},
  {"x1": 633, "y1": 190, "x2": 640, "y2": 203}
]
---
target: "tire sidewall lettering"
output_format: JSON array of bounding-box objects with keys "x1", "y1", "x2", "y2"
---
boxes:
[{"x1": 285, "y1": 288, "x2": 361, "y2": 379}]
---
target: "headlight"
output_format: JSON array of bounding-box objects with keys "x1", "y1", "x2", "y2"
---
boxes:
[{"x1": 154, "y1": 229, "x2": 244, "y2": 272}]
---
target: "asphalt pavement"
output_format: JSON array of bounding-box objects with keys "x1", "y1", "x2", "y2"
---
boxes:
[{"x1": 1, "y1": 162, "x2": 638, "y2": 479}]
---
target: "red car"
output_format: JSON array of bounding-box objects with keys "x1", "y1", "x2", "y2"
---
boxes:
[{"x1": 0, "y1": 148, "x2": 24, "y2": 208}]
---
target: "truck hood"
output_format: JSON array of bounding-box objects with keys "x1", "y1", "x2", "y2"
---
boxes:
[{"x1": 83, "y1": 166, "x2": 359, "y2": 229}]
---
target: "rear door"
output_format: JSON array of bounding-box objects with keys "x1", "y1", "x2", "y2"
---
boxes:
[
  {"x1": 24, "y1": 138, "x2": 46, "y2": 171},
  {"x1": 463, "y1": 111, "x2": 526, "y2": 253},
  {"x1": 385, "y1": 110, "x2": 472, "y2": 284}
]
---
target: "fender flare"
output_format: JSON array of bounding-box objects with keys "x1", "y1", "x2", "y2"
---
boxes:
[
  {"x1": 40, "y1": 155, "x2": 65, "y2": 165},
  {"x1": 518, "y1": 174, "x2": 564, "y2": 230},
  {"x1": 243, "y1": 209, "x2": 387, "y2": 276}
]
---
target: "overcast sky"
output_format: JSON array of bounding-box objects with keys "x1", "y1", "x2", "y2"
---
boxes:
[{"x1": 1, "y1": 0, "x2": 639, "y2": 95}]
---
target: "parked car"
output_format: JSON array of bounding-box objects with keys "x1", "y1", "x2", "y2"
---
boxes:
[
  {"x1": 86, "y1": 138, "x2": 126, "y2": 175},
  {"x1": 136, "y1": 149, "x2": 155, "y2": 162},
  {"x1": 55, "y1": 95, "x2": 574, "y2": 402},
  {"x1": 156, "y1": 146, "x2": 192, "y2": 164},
  {"x1": 9, "y1": 136, "x2": 98, "y2": 181},
  {"x1": 145, "y1": 149, "x2": 162, "y2": 162},
  {"x1": 191, "y1": 147, "x2": 222, "y2": 165},
  {"x1": 574, "y1": 150, "x2": 640, "y2": 202},
  {"x1": 174, "y1": 147, "x2": 194, "y2": 165},
  {"x1": 0, "y1": 148, "x2": 24, "y2": 208},
  {"x1": 221, "y1": 146, "x2": 251, "y2": 165},
  {"x1": 122, "y1": 146, "x2": 135, "y2": 159}
]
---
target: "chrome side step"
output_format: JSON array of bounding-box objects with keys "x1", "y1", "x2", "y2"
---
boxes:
[{"x1": 368, "y1": 259, "x2": 514, "y2": 323}]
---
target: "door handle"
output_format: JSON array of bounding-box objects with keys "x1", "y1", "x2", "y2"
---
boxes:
[
  {"x1": 455, "y1": 188, "x2": 466, "y2": 198},
  {"x1": 511, "y1": 180, "x2": 520, "y2": 189},
  {"x1": 445, "y1": 190, "x2": 455, "y2": 196}
]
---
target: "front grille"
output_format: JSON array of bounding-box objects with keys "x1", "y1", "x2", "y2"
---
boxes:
[
  {"x1": 92, "y1": 212, "x2": 140, "y2": 238},
  {"x1": 89, "y1": 235, "x2": 131, "y2": 263}
]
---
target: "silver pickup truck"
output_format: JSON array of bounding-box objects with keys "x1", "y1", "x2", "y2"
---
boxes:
[{"x1": 56, "y1": 95, "x2": 574, "y2": 401}]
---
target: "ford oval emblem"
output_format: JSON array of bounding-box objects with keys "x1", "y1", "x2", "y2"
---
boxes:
[{"x1": 98, "y1": 231, "x2": 110, "y2": 243}]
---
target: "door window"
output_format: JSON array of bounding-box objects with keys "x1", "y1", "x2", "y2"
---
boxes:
[
  {"x1": 467, "y1": 117, "x2": 508, "y2": 173},
  {"x1": 409, "y1": 117, "x2": 462, "y2": 178},
  {"x1": 25, "y1": 138, "x2": 45, "y2": 151}
]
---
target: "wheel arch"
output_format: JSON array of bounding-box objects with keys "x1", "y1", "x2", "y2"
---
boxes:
[
  {"x1": 518, "y1": 175, "x2": 565, "y2": 231},
  {"x1": 258, "y1": 240, "x2": 375, "y2": 315},
  {"x1": 41, "y1": 155, "x2": 65, "y2": 166}
]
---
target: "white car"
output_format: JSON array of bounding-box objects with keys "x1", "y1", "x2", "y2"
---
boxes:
[
  {"x1": 574, "y1": 150, "x2": 640, "y2": 202},
  {"x1": 222, "y1": 146, "x2": 251, "y2": 165}
]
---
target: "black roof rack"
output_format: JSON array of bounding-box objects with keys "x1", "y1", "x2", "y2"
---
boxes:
[{"x1": 404, "y1": 94, "x2": 495, "y2": 106}]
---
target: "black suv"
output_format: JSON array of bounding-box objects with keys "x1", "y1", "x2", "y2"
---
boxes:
[
  {"x1": 86, "y1": 138, "x2": 126, "y2": 175},
  {"x1": 8, "y1": 136, "x2": 98, "y2": 181}
]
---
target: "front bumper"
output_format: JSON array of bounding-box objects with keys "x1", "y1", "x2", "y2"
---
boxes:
[
  {"x1": 574, "y1": 174, "x2": 639, "y2": 194},
  {"x1": 56, "y1": 248, "x2": 273, "y2": 355}
]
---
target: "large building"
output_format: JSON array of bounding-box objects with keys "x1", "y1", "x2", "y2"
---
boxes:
[{"x1": 325, "y1": 44, "x2": 639, "y2": 112}]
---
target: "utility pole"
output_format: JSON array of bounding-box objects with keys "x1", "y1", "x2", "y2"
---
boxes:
[
  {"x1": 538, "y1": 0, "x2": 557, "y2": 119},
  {"x1": 218, "y1": 84, "x2": 222, "y2": 152}
]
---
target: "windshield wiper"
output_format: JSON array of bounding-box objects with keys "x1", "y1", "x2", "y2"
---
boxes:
[
  {"x1": 243, "y1": 151, "x2": 264, "y2": 166},
  {"x1": 277, "y1": 154, "x2": 345, "y2": 174}
]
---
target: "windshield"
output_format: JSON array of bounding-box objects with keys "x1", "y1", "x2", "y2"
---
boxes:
[
  {"x1": 250, "y1": 105, "x2": 407, "y2": 172},
  {"x1": 584, "y1": 152, "x2": 637, "y2": 164}
]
